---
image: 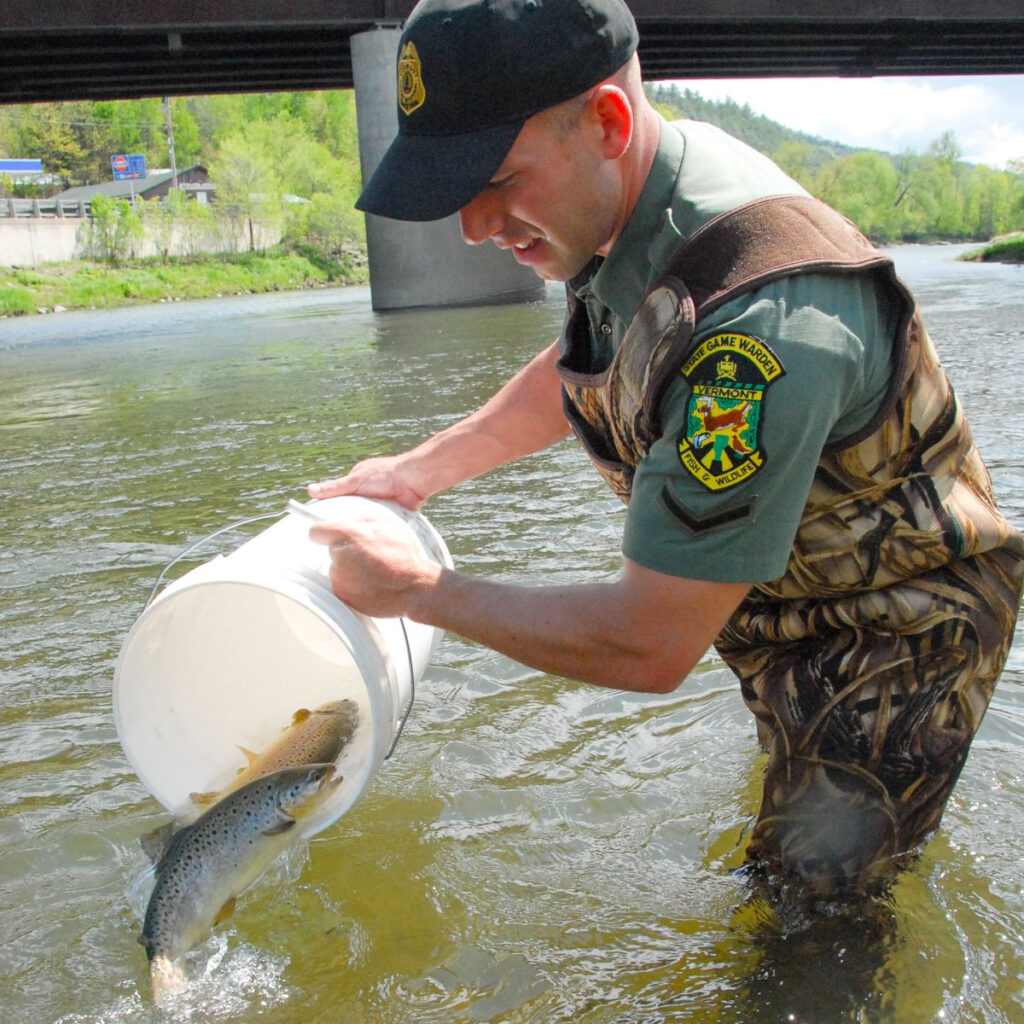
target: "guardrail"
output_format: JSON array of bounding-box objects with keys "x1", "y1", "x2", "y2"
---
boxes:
[{"x1": 1, "y1": 197, "x2": 90, "y2": 219}]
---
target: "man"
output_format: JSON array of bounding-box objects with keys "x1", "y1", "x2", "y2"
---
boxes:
[{"x1": 308, "y1": 0, "x2": 1024, "y2": 896}]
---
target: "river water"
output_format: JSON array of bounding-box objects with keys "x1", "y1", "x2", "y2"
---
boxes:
[{"x1": 1, "y1": 245, "x2": 1022, "y2": 1024}]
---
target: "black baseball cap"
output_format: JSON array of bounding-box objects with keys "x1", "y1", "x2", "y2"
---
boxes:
[{"x1": 355, "y1": 0, "x2": 640, "y2": 222}]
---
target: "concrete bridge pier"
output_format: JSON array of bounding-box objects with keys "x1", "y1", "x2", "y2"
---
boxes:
[{"x1": 351, "y1": 28, "x2": 547, "y2": 312}]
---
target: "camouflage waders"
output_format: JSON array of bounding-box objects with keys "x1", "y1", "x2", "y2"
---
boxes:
[{"x1": 557, "y1": 196, "x2": 1024, "y2": 894}]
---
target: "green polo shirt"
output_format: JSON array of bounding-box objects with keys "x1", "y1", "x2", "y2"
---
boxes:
[{"x1": 564, "y1": 119, "x2": 897, "y2": 583}]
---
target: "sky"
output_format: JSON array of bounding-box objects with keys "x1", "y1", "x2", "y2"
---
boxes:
[{"x1": 670, "y1": 74, "x2": 1024, "y2": 170}]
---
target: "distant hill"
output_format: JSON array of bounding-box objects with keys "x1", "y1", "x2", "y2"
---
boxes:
[{"x1": 645, "y1": 83, "x2": 861, "y2": 170}]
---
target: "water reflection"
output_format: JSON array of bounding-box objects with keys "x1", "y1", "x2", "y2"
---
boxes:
[{"x1": 1, "y1": 247, "x2": 1023, "y2": 1023}]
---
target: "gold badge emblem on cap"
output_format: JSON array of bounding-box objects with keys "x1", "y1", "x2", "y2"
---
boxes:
[{"x1": 397, "y1": 42, "x2": 426, "y2": 116}]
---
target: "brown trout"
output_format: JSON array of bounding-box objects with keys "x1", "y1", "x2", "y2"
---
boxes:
[
  {"x1": 192, "y1": 698, "x2": 360, "y2": 807},
  {"x1": 139, "y1": 763, "x2": 342, "y2": 1005},
  {"x1": 140, "y1": 699, "x2": 359, "y2": 862}
]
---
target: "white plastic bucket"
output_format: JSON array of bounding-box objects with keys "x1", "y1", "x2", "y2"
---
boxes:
[{"x1": 113, "y1": 496, "x2": 452, "y2": 837}]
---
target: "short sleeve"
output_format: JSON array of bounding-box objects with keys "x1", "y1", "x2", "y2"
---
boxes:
[{"x1": 622, "y1": 272, "x2": 897, "y2": 583}]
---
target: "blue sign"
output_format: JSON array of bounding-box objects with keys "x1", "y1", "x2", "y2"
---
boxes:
[
  {"x1": 111, "y1": 153, "x2": 147, "y2": 180},
  {"x1": 0, "y1": 159, "x2": 43, "y2": 174}
]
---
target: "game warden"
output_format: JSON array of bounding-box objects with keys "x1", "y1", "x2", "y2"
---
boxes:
[{"x1": 308, "y1": 0, "x2": 1024, "y2": 896}]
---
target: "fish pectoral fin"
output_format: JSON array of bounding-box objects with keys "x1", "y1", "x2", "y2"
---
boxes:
[
  {"x1": 189, "y1": 790, "x2": 219, "y2": 806},
  {"x1": 262, "y1": 814, "x2": 297, "y2": 836},
  {"x1": 213, "y1": 895, "x2": 237, "y2": 925},
  {"x1": 291, "y1": 708, "x2": 312, "y2": 724},
  {"x1": 140, "y1": 821, "x2": 176, "y2": 863}
]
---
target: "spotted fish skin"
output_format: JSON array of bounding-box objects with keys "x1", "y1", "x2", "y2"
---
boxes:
[
  {"x1": 140, "y1": 700, "x2": 360, "y2": 864},
  {"x1": 139, "y1": 763, "x2": 340, "y2": 1004},
  {"x1": 194, "y1": 698, "x2": 360, "y2": 807},
  {"x1": 236, "y1": 699, "x2": 360, "y2": 777}
]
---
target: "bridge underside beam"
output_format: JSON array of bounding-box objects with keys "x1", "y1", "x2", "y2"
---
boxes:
[{"x1": 3, "y1": 4, "x2": 1024, "y2": 104}]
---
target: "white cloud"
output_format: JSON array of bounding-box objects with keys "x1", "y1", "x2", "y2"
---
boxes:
[{"x1": 666, "y1": 75, "x2": 1024, "y2": 169}]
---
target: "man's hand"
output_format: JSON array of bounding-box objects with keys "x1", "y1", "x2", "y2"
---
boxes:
[
  {"x1": 308, "y1": 516, "x2": 442, "y2": 619},
  {"x1": 308, "y1": 340, "x2": 570, "y2": 513},
  {"x1": 308, "y1": 455, "x2": 429, "y2": 511}
]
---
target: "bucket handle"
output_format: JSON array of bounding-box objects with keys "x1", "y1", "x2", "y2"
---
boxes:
[
  {"x1": 145, "y1": 502, "x2": 418, "y2": 761},
  {"x1": 388, "y1": 618, "x2": 416, "y2": 760},
  {"x1": 145, "y1": 509, "x2": 284, "y2": 608}
]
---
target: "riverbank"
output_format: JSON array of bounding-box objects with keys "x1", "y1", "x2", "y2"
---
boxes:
[
  {"x1": 959, "y1": 233, "x2": 1024, "y2": 264},
  {"x1": 0, "y1": 247, "x2": 368, "y2": 317}
]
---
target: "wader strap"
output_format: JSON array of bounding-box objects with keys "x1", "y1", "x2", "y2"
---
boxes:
[
  {"x1": 642, "y1": 195, "x2": 897, "y2": 435},
  {"x1": 667, "y1": 194, "x2": 890, "y2": 323}
]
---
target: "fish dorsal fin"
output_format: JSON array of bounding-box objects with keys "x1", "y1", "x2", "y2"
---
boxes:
[
  {"x1": 291, "y1": 708, "x2": 312, "y2": 725},
  {"x1": 237, "y1": 746, "x2": 260, "y2": 766},
  {"x1": 214, "y1": 895, "x2": 237, "y2": 925},
  {"x1": 262, "y1": 813, "x2": 297, "y2": 836}
]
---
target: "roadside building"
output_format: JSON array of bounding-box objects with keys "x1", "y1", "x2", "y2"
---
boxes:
[{"x1": 54, "y1": 165, "x2": 214, "y2": 207}]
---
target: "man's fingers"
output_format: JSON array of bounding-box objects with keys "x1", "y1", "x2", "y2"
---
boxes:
[
  {"x1": 307, "y1": 477, "x2": 349, "y2": 499},
  {"x1": 308, "y1": 517, "x2": 381, "y2": 548},
  {"x1": 308, "y1": 522, "x2": 345, "y2": 547}
]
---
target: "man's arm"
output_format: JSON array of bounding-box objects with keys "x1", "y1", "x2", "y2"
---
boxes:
[
  {"x1": 309, "y1": 514, "x2": 749, "y2": 693},
  {"x1": 309, "y1": 340, "x2": 571, "y2": 509}
]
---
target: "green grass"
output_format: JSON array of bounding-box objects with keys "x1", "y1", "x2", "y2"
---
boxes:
[
  {"x1": 959, "y1": 235, "x2": 1024, "y2": 264},
  {"x1": 0, "y1": 248, "x2": 368, "y2": 317}
]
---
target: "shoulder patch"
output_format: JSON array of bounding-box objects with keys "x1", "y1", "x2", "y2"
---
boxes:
[{"x1": 677, "y1": 333, "x2": 784, "y2": 492}]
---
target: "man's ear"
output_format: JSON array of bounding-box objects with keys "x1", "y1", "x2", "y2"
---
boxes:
[{"x1": 587, "y1": 84, "x2": 633, "y2": 160}]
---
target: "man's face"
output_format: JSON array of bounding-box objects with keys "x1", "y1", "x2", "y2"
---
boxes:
[{"x1": 457, "y1": 101, "x2": 623, "y2": 282}]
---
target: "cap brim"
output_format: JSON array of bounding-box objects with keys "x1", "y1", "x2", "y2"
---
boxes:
[{"x1": 356, "y1": 118, "x2": 525, "y2": 223}]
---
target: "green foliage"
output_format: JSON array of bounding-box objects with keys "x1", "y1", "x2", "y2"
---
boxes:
[
  {"x1": 207, "y1": 128, "x2": 283, "y2": 252},
  {"x1": 0, "y1": 92, "x2": 363, "y2": 223},
  {"x1": 0, "y1": 284, "x2": 37, "y2": 316},
  {"x1": 285, "y1": 189, "x2": 365, "y2": 260},
  {"x1": 0, "y1": 249, "x2": 366, "y2": 316},
  {"x1": 2, "y1": 84, "x2": 1021, "y2": 267},
  {"x1": 83, "y1": 194, "x2": 144, "y2": 263},
  {"x1": 960, "y1": 235, "x2": 1024, "y2": 263},
  {"x1": 646, "y1": 83, "x2": 856, "y2": 170},
  {"x1": 139, "y1": 188, "x2": 186, "y2": 263},
  {"x1": 814, "y1": 152, "x2": 902, "y2": 242},
  {"x1": 646, "y1": 83, "x2": 1024, "y2": 243}
]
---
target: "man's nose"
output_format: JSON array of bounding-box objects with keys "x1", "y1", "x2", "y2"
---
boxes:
[{"x1": 458, "y1": 192, "x2": 503, "y2": 245}]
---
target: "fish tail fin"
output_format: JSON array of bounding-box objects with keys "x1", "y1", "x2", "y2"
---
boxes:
[{"x1": 149, "y1": 955, "x2": 188, "y2": 1006}]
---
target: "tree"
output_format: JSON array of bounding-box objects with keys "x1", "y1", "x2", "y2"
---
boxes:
[
  {"x1": 208, "y1": 130, "x2": 282, "y2": 252},
  {"x1": 4, "y1": 104, "x2": 87, "y2": 186},
  {"x1": 79, "y1": 99, "x2": 165, "y2": 183},
  {"x1": 919, "y1": 131, "x2": 967, "y2": 237},
  {"x1": 812, "y1": 152, "x2": 901, "y2": 242},
  {"x1": 84, "y1": 195, "x2": 143, "y2": 263},
  {"x1": 962, "y1": 164, "x2": 1015, "y2": 238},
  {"x1": 772, "y1": 142, "x2": 817, "y2": 191},
  {"x1": 140, "y1": 188, "x2": 188, "y2": 263},
  {"x1": 166, "y1": 98, "x2": 202, "y2": 168}
]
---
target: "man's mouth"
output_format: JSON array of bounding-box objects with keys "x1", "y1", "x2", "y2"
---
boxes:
[{"x1": 511, "y1": 238, "x2": 542, "y2": 262}]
